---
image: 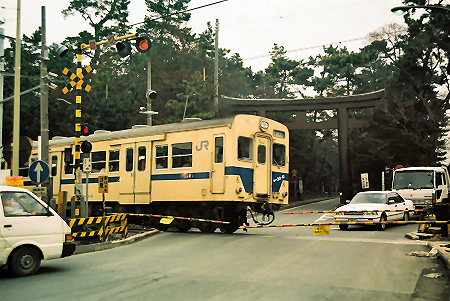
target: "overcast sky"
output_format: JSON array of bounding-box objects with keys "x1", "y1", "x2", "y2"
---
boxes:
[{"x1": 0, "y1": 0, "x2": 437, "y2": 72}]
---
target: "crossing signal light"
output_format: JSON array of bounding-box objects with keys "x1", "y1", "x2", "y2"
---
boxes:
[
  {"x1": 116, "y1": 41, "x2": 133, "y2": 57},
  {"x1": 116, "y1": 36, "x2": 152, "y2": 57},
  {"x1": 136, "y1": 37, "x2": 151, "y2": 53},
  {"x1": 81, "y1": 125, "x2": 89, "y2": 135},
  {"x1": 81, "y1": 141, "x2": 92, "y2": 154}
]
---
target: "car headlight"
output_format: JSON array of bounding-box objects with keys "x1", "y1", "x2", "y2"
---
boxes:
[{"x1": 336, "y1": 212, "x2": 344, "y2": 215}]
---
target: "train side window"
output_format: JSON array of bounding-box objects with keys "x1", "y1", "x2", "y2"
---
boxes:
[
  {"x1": 126, "y1": 148, "x2": 133, "y2": 172},
  {"x1": 257, "y1": 145, "x2": 266, "y2": 164},
  {"x1": 92, "y1": 151, "x2": 106, "y2": 173},
  {"x1": 172, "y1": 142, "x2": 192, "y2": 168},
  {"x1": 109, "y1": 150, "x2": 120, "y2": 172},
  {"x1": 51, "y1": 155, "x2": 58, "y2": 176},
  {"x1": 238, "y1": 136, "x2": 252, "y2": 161},
  {"x1": 214, "y1": 137, "x2": 224, "y2": 163},
  {"x1": 273, "y1": 143, "x2": 286, "y2": 167},
  {"x1": 155, "y1": 145, "x2": 168, "y2": 169},
  {"x1": 138, "y1": 146, "x2": 146, "y2": 171}
]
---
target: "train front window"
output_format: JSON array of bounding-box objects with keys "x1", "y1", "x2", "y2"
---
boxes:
[
  {"x1": 257, "y1": 145, "x2": 266, "y2": 164},
  {"x1": 273, "y1": 143, "x2": 286, "y2": 167},
  {"x1": 238, "y1": 136, "x2": 252, "y2": 161},
  {"x1": 172, "y1": 142, "x2": 192, "y2": 168},
  {"x1": 92, "y1": 151, "x2": 106, "y2": 173},
  {"x1": 155, "y1": 145, "x2": 168, "y2": 169},
  {"x1": 109, "y1": 150, "x2": 119, "y2": 172}
]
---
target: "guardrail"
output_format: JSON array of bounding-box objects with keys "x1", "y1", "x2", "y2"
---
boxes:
[{"x1": 67, "y1": 213, "x2": 127, "y2": 241}]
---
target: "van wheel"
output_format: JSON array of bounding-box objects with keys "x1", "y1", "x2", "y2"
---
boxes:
[{"x1": 9, "y1": 247, "x2": 41, "y2": 277}]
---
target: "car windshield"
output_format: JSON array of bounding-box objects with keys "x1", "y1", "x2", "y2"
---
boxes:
[
  {"x1": 392, "y1": 170, "x2": 433, "y2": 189},
  {"x1": 350, "y1": 193, "x2": 386, "y2": 204}
]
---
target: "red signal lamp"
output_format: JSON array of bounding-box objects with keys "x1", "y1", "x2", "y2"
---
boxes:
[{"x1": 135, "y1": 36, "x2": 151, "y2": 53}]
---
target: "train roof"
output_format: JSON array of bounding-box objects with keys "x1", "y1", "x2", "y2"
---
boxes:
[{"x1": 46, "y1": 114, "x2": 275, "y2": 147}]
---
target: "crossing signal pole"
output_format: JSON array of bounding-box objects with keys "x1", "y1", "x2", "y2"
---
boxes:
[{"x1": 60, "y1": 33, "x2": 152, "y2": 217}]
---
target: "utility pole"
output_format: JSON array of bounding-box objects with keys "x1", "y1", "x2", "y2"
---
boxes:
[
  {"x1": 147, "y1": 61, "x2": 152, "y2": 126},
  {"x1": 214, "y1": 19, "x2": 219, "y2": 114},
  {"x1": 12, "y1": 0, "x2": 21, "y2": 176},
  {"x1": 40, "y1": 6, "x2": 50, "y2": 204},
  {"x1": 0, "y1": 25, "x2": 4, "y2": 166}
]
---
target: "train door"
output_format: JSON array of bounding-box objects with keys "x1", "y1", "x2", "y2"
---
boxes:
[
  {"x1": 211, "y1": 135, "x2": 225, "y2": 194},
  {"x1": 253, "y1": 134, "x2": 271, "y2": 197},
  {"x1": 119, "y1": 142, "x2": 150, "y2": 204}
]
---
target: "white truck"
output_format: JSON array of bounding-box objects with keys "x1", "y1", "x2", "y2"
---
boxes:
[{"x1": 391, "y1": 166, "x2": 450, "y2": 210}]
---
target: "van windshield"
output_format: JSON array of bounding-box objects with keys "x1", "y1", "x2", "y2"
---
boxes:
[{"x1": 393, "y1": 170, "x2": 434, "y2": 190}]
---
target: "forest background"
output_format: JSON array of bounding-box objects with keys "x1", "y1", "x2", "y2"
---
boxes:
[{"x1": 1, "y1": 0, "x2": 450, "y2": 196}]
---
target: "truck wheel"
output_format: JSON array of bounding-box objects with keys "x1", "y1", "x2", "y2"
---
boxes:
[{"x1": 9, "y1": 247, "x2": 41, "y2": 277}]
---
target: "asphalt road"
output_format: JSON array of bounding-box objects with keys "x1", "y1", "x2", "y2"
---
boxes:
[{"x1": 1, "y1": 198, "x2": 449, "y2": 300}]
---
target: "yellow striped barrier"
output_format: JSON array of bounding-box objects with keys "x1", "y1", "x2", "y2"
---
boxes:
[{"x1": 67, "y1": 214, "x2": 127, "y2": 241}]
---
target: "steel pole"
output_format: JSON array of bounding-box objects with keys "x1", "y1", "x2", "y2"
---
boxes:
[
  {"x1": 40, "y1": 6, "x2": 50, "y2": 204},
  {"x1": 12, "y1": 0, "x2": 21, "y2": 176}
]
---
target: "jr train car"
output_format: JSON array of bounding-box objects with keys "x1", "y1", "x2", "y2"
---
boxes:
[{"x1": 15, "y1": 115, "x2": 289, "y2": 233}]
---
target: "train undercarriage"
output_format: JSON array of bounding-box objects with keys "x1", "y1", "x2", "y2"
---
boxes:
[{"x1": 99, "y1": 201, "x2": 282, "y2": 234}]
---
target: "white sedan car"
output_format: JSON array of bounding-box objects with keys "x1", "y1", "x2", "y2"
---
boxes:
[{"x1": 334, "y1": 191, "x2": 414, "y2": 231}]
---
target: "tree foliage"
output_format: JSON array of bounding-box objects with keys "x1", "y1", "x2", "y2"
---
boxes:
[{"x1": 2, "y1": 0, "x2": 450, "y2": 195}]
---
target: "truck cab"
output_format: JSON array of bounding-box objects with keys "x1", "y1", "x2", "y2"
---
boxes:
[{"x1": 391, "y1": 166, "x2": 450, "y2": 210}]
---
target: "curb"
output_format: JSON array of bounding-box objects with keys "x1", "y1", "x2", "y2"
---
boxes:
[
  {"x1": 73, "y1": 229, "x2": 159, "y2": 255},
  {"x1": 428, "y1": 241, "x2": 450, "y2": 270}
]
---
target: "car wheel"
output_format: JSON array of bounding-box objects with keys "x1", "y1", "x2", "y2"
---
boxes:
[
  {"x1": 378, "y1": 214, "x2": 387, "y2": 231},
  {"x1": 403, "y1": 211, "x2": 409, "y2": 222},
  {"x1": 339, "y1": 224, "x2": 348, "y2": 230},
  {"x1": 9, "y1": 247, "x2": 41, "y2": 277}
]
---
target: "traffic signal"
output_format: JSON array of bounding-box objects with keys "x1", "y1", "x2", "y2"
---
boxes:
[
  {"x1": 80, "y1": 125, "x2": 89, "y2": 135},
  {"x1": 81, "y1": 141, "x2": 92, "y2": 154},
  {"x1": 116, "y1": 41, "x2": 133, "y2": 57},
  {"x1": 116, "y1": 36, "x2": 152, "y2": 57},
  {"x1": 135, "y1": 36, "x2": 151, "y2": 53},
  {"x1": 146, "y1": 90, "x2": 157, "y2": 99}
]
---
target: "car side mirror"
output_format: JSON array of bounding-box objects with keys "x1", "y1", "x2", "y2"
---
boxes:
[
  {"x1": 388, "y1": 199, "x2": 395, "y2": 204},
  {"x1": 346, "y1": 199, "x2": 351, "y2": 204}
]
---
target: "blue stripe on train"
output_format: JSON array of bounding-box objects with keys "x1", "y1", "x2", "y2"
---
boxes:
[{"x1": 36, "y1": 168, "x2": 288, "y2": 193}]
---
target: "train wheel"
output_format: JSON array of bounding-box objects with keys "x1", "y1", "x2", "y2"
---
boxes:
[
  {"x1": 176, "y1": 222, "x2": 192, "y2": 233},
  {"x1": 198, "y1": 223, "x2": 217, "y2": 233}
]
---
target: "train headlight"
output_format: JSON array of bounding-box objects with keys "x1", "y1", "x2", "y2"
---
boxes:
[
  {"x1": 236, "y1": 187, "x2": 242, "y2": 194},
  {"x1": 260, "y1": 120, "x2": 269, "y2": 131}
]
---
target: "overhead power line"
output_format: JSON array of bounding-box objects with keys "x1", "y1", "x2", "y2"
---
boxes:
[
  {"x1": 244, "y1": 37, "x2": 368, "y2": 61},
  {"x1": 128, "y1": 0, "x2": 231, "y2": 28}
]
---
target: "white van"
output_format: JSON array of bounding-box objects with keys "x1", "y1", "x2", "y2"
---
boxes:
[{"x1": 0, "y1": 186, "x2": 76, "y2": 276}]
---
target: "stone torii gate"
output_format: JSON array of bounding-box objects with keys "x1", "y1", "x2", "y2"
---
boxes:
[{"x1": 225, "y1": 89, "x2": 385, "y2": 204}]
